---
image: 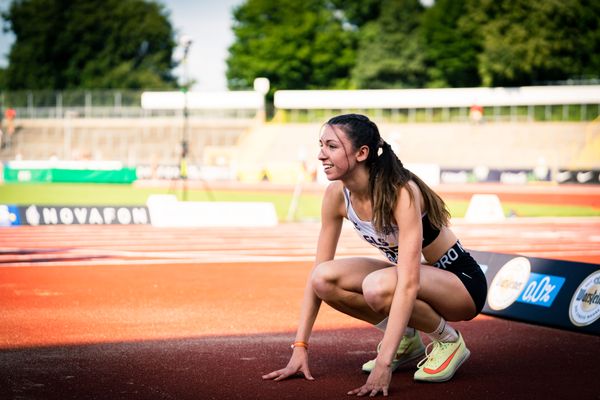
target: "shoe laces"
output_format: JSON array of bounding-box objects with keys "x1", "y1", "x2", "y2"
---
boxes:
[{"x1": 417, "y1": 340, "x2": 450, "y2": 369}]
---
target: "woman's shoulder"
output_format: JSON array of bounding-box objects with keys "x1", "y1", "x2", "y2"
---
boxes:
[
  {"x1": 406, "y1": 179, "x2": 421, "y2": 194},
  {"x1": 397, "y1": 180, "x2": 423, "y2": 200},
  {"x1": 324, "y1": 180, "x2": 345, "y2": 197},
  {"x1": 395, "y1": 180, "x2": 425, "y2": 212},
  {"x1": 322, "y1": 181, "x2": 346, "y2": 218}
]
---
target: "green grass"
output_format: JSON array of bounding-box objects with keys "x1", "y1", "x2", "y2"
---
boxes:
[
  {"x1": 500, "y1": 202, "x2": 600, "y2": 217},
  {"x1": 0, "y1": 183, "x2": 323, "y2": 222},
  {"x1": 448, "y1": 200, "x2": 600, "y2": 218},
  {"x1": 1, "y1": 183, "x2": 598, "y2": 221}
]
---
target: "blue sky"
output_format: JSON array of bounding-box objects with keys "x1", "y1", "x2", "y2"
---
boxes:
[
  {"x1": 165, "y1": 0, "x2": 244, "y2": 90},
  {"x1": 0, "y1": 0, "x2": 244, "y2": 91}
]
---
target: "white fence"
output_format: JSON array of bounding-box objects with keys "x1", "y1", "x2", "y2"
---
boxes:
[{"x1": 2, "y1": 85, "x2": 599, "y2": 122}]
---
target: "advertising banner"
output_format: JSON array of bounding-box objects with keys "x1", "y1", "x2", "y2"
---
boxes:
[
  {"x1": 0, "y1": 205, "x2": 21, "y2": 226},
  {"x1": 3, "y1": 165, "x2": 137, "y2": 184},
  {"x1": 555, "y1": 169, "x2": 600, "y2": 185},
  {"x1": 14, "y1": 205, "x2": 151, "y2": 226},
  {"x1": 471, "y1": 250, "x2": 599, "y2": 335},
  {"x1": 440, "y1": 168, "x2": 551, "y2": 184}
]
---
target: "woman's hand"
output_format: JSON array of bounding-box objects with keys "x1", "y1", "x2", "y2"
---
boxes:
[
  {"x1": 347, "y1": 361, "x2": 392, "y2": 397},
  {"x1": 262, "y1": 348, "x2": 314, "y2": 382}
]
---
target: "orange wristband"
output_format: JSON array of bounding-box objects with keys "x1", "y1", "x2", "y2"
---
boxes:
[{"x1": 291, "y1": 341, "x2": 308, "y2": 350}]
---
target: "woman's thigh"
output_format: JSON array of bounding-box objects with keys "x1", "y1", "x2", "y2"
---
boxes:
[
  {"x1": 418, "y1": 265, "x2": 477, "y2": 320},
  {"x1": 365, "y1": 264, "x2": 477, "y2": 321},
  {"x1": 313, "y1": 257, "x2": 394, "y2": 293}
]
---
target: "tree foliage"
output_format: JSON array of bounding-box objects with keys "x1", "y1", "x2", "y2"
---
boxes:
[
  {"x1": 2, "y1": 0, "x2": 177, "y2": 90},
  {"x1": 463, "y1": 0, "x2": 600, "y2": 86},
  {"x1": 227, "y1": 0, "x2": 599, "y2": 90},
  {"x1": 420, "y1": 0, "x2": 480, "y2": 87},
  {"x1": 226, "y1": 0, "x2": 356, "y2": 94},
  {"x1": 3, "y1": 0, "x2": 598, "y2": 91},
  {"x1": 351, "y1": 0, "x2": 427, "y2": 89},
  {"x1": 329, "y1": 0, "x2": 381, "y2": 28}
]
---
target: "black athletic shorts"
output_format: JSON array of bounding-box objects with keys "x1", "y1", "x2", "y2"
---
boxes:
[{"x1": 432, "y1": 241, "x2": 488, "y2": 315}]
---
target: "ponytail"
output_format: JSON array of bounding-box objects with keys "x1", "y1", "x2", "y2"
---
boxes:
[
  {"x1": 408, "y1": 172, "x2": 450, "y2": 230},
  {"x1": 371, "y1": 142, "x2": 450, "y2": 234},
  {"x1": 369, "y1": 141, "x2": 409, "y2": 234}
]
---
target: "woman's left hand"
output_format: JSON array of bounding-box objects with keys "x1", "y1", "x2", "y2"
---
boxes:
[{"x1": 347, "y1": 362, "x2": 392, "y2": 397}]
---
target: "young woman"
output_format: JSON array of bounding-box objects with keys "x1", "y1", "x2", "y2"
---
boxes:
[{"x1": 262, "y1": 114, "x2": 487, "y2": 397}]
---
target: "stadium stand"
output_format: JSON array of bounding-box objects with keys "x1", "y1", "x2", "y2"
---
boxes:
[
  {"x1": 234, "y1": 121, "x2": 596, "y2": 182},
  {"x1": 0, "y1": 117, "x2": 253, "y2": 166},
  {"x1": 1, "y1": 86, "x2": 598, "y2": 184}
]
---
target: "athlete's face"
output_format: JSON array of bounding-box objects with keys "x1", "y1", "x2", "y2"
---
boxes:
[{"x1": 318, "y1": 124, "x2": 353, "y2": 180}]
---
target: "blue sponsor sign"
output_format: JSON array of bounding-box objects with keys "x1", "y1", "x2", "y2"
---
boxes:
[
  {"x1": 517, "y1": 273, "x2": 565, "y2": 307},
  {"x1": 0, "y1": 205, "x2": 21, "y2": 226},
  {"x1": 470, "y1": 250, "x2": 599, "y2": 335}
]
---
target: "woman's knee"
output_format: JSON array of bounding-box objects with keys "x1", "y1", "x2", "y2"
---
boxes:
[
  {"x1": 362, "y1": 271, "x2": 394, "y2": 314},
  {"x1": 311, "y1": 261, "x2": 341, "y2": 299}
]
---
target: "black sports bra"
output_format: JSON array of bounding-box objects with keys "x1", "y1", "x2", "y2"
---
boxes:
[{"x1": 421, "y1": 213, "x2": 441, "y2": 247}]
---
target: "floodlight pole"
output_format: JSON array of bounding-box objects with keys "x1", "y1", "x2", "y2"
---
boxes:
[
  {"x1": 182, "y1": 38, "x2": 191, "y2": 150},
  {"x1": 179, "y1": 36, "x2": 192, "y2": 200}
]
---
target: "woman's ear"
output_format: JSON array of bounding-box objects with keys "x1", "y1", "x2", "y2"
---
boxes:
[{"x1": 356, "y1": 145, "x2": 370, "y2": 162}]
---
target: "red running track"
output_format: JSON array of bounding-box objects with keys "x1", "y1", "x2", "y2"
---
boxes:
[{"x1": 0, "y1": 218, "x2": 599, "y2": 399}]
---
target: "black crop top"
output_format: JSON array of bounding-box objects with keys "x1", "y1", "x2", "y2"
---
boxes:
[{"x1": 421, "y1": 212, "x2": 441, "y2": 247}]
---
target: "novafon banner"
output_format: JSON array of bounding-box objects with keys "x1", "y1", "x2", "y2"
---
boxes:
[
  {"x1": 471, "y1": 250, "x2": 599, "y2": 335},
  {"x1": 16, "y1": 205, "x2": 151, "y2": 226}
]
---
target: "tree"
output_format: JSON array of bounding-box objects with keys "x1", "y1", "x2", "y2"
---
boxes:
[
  {"x1": 351, "y1": 0, "x2": 427, "y2": 89},
  {"x1": 329, "y1": 0, "x2": 381, "y2": 28},
  {"x1": 464, "y1": 0, "x2": 600, "y2": 86},
  {"x1": 421, "y1": 0, "x2": 481, "y2": 87},
  {"x1": 226, "y1": 0, "x2": 356, "y2": 94},
  {"x1": 2, "y1": 0, "x2": 177, "y2": 90}
]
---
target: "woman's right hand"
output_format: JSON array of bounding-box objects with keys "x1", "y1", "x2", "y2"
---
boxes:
[{"x1": 261, "y1": 348, "x2": 314, "y2": 381}]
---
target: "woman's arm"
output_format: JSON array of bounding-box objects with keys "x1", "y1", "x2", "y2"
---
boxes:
[
  {"x1": 348, "y1": 182, "x2": 423, "y2": 396},
  {"x1": 294, "y1": 182, "x2": 344, "y2": 342},
  {"x1": 262, "y1": 182, "x2": 344, "y2": 381},
  {"x1": 376, "y1": 182, "x2": 422, "y2": 367},
  {"x1": 296, "y1": 184, "x2": 343, "y2": 342}
]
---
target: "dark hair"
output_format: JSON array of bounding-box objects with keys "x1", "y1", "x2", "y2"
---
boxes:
[{"x1": 326, "y1": 113, "x2": 450, "y2": 234}]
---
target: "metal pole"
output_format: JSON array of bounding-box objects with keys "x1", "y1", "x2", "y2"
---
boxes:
[{"x1": 179, "y1": 36, "x2": 192, "y2": 200}]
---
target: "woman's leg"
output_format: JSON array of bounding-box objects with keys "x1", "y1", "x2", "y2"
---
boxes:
[
  {"x1": 360, "y1": 263, "x2": 478, "y2": 381},
  {"x1": 361, "y1": 264, "x2": 477, "y2": 331},
  {"x1": 311, "y1": 257, "x2": 478, "y2": 328},
  {"x1": 311, "y1": 257, "x2": 393, "y2": 324}
]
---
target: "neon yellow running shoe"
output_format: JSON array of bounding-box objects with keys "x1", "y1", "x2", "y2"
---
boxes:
[
  {"x1": 413, "y1": 331, "x2": 470, "y2": 382},
  {"x1": 362, "y1": 333, "x2": 425, "y2": 373}
]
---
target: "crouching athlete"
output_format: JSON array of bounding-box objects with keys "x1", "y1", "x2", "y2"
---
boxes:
[{"x1": 262, "y1": 114, "x2": 487, "y2": 397}]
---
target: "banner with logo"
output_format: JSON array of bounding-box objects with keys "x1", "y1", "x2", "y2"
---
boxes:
[
  {"x1": 471, "y1": 250, "x2": 599, "y2": 335},
  {"x1": 440, "y1": 167, "x2": 551, "y2": 184},
  {"x1": 0, "y1": 205, "x2": 21, "y2": 226},
  {"x1": 555, "y1": 169, "x2": 600, "y2": 185},
  {"x1": 3, "y1": 166, "x2": 137, "y2": 184},
  {"x1": 14, "y1": 205, "x2": 151, "y2": 226}
]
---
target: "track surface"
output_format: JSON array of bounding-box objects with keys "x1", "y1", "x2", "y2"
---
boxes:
[{"x1": 0, "y1": 218, "x2": 599, "y2": 399}]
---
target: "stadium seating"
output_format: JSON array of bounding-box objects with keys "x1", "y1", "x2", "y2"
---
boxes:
[{"x1": 1, "y1": 117, "x2": 597, "y2": 184}]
